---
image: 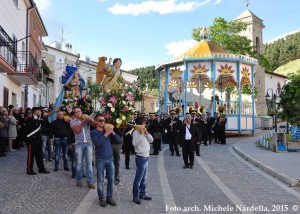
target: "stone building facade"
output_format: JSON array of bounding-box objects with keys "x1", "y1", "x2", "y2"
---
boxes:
[{"x1": 236, "y1": 9, "x2": 267, "y2": 116}]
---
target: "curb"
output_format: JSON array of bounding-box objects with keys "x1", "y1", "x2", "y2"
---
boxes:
[{"x1": 233, "y1": 145, "x2": 299, "y2": 187}]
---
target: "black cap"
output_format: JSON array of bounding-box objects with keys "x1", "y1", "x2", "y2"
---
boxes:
[
  {"x1": 143, "y1": 115, "x2": 148, "y2": 118},
  {"x1": 155, "y1": 113, "x2": 160, "y2": 116},
  {"x1": 191, "y1": 110, "x2": 197, "y2": 114},
  {"x1": 149, "y1": 112, "x2": 155, "y2": 116}
]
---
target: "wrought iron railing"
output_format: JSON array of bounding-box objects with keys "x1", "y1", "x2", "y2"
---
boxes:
[
  {"x1": 0, "y1": 25, "x2": 49, "y2": 84},
  {"x1": 0, "y1": 26, "x2": 18, "y2": 69},
  {"x1": 16, "y1": 51, "x2": 44, "y2": 82}
]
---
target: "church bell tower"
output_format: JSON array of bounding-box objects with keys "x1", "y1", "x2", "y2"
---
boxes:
[{"x1": 235, "y1": 9, "x2": 267, "y2": 116}]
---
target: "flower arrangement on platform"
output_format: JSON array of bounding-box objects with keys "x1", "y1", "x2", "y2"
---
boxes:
[
  {"x1": 61, "y1": 90, "x2": 93, "y2": 115},
  {"x1": 99, "y1": 88, "x2": 137, "y2": 128}
]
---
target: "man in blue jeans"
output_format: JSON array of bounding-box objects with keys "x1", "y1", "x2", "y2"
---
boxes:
[
  {"x1": 91, "y1": 114, "x2": 121, "y2": 207},
  {"x1": 70, "y1": 107, "x2": 96, "y2": 189},
  {"x1": 52, "y1": 111, "x2": 72, "y2": 171},
  {"x1": 132, "y1": 124, "x2": 153, "y2": 204}
]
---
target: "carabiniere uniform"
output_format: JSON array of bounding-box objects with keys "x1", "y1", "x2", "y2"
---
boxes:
[{"x1": 26, "y1": 115, "x2": 47, "y2": 174}]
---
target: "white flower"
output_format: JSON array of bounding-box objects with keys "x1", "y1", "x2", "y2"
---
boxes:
[
  {"x1": 122, "y1": 101, "x2": 126, "y2": 105},
  {"x1": 111, "y1": 107, "x2": 115, "y2": 112},
  {"x1": 122, "y1": 115, "x2": 126, "y2": 120},
  {"x1": 121, "y1": 93, "x2": 124, "y2": 97},
  {"x1": 128, "y1": 92, "x2": 133, "y2": 95},
  {"x1": 107, "y1": 103, "x2": 112, "y2": 108},
  {"x1": 129, "y1": 106, "x2": 133, "y2": 110},
  {"x1": 107, "y1": 89, "x2": 111, "y2": 93},
  {"x1": 116, "y1": 118, "x2": 122, "y2": 124},
  {"x1": 129, "y1": 102, "x2": 132, "y2": 105}
]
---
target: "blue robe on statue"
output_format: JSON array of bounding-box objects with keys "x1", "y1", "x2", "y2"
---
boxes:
[{"x1": 49, "y1": 65, "x2": 78, "y2": 123}]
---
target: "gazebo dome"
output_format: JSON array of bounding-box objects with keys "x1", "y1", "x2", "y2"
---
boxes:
[{"x1": 180, "y1": 40, "x2": 228, "y2": 59}]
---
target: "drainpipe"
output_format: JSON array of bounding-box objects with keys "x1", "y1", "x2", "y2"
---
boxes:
[{"x1": 25, "y1": 2, "x2": 36, "y2": 108}]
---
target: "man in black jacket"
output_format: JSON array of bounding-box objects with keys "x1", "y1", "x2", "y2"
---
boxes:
[
  {"x1": 191, "y1": 110, "x2": 201, "y2": 155},
  {"x1": 26, "y1": 107, "x2": 49, "y2": 175},
  {"x1": 123, "y1": 112, "x2": 137, "y2": 169},
  {"x1": 52, "y1": 111, "x2": 72, "y2": 172},
  {"x1": 179, "y1": 114, "x2": 201, "y2": 169},
  {"x1": 165, "y1": 110, "x2": 181, "y2": 156}
]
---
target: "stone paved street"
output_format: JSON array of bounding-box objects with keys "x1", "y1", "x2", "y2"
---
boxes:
[{"x1": 1, "y1": 135, "x2": 300, "y2": 214}]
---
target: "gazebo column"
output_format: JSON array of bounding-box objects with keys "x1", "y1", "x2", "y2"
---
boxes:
[
  {"x1": 251, "y1": 64, "x2": 255, "y2": 135},
  {"x1": 237, "y1": 61, "x2": 241, "y2": 135},
  {"x1": 184, "y1": 61, "x2": 188, "y2": 114},
  {"x1": 158, "y1": 70, "x2": 161, "y2": 113},
  {"x1": 211, "y1": 59, "x2": 216, "y2": 114},
  {"x1": 164, "y1": 67, "x2": 169, "y2": 113}
]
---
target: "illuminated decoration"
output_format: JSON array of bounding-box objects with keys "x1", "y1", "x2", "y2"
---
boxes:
[
  {"x1": 190, "y1": 63, "x2": 209, "y2": 74},
  {"x1": 170, "y1": 67, "x2": 183, "y2": 78},
  {"x1": 241, "y1": 66, "x2": 251, "y2": 87},
  {"x1": 204, "y1": 80, "x2": 213, "y2": 89},
  {"x1": 225, "y1": 80, "x2": 238, "y2": 88},
  {"x1": 169, "y1": 79, "x2": 178, "y2": 87},
  {"x1": 241, "y1": 66, "x2": 250, "y2": 76},
  {"x1": 217, "y1": 64, "x2": 234, "y2": 74},
  {"x1": 187, "y1": 80, "x2": 197, "y2": 88}
]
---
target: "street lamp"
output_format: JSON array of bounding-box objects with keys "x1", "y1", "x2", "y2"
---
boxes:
[{"x1": 265, "y1": 88, "x2": 277, "y2": 132}]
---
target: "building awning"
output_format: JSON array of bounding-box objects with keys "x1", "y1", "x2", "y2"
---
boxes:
[{"x1": 7, "y1": 72, "x2": 38, "y2": 85}]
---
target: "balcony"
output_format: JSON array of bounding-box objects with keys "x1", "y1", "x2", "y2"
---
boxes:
[
  {"x1": 0, "y1": 26, "x2": 18, "y2": 73},
  {"x1": 0, "y1": 25, "x2": 43, "y2": 85}
]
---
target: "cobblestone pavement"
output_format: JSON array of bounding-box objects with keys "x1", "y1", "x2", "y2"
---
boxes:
[
  {"x1": 0, "y1": 147, "x2": 89, "y2": 214},
  {"x1": 164, "y1": 135, "x2": 300, "y2": 214},
  {"x1": 1, "y1": 135, "x2": 300, "y2": 214}
]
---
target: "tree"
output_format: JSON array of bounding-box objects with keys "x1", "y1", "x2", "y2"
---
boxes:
[
  {"x1": 128, "y1": 65, "x2": 158, "y2": 96},
  {"x1": 192, "y1": 17, "x2": 253, "y2": 55},
  {"x1": 192, "y1": 17, "x2": 271, "y2": 70},
  {"x1": 277, "y1": 70, "x2": 300, "y2": 125},
  {"x1": 86, "y1": 81, "x2": 102, "y2": 110}
]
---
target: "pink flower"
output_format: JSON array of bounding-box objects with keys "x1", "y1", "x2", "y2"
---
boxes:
[
  {"x1": 122, "y1": 106, "x2": 129, "y2": 112},
  {"x1": 103, "y1": 111, "x2": 112, "y2": 119},
  {"x1": 100, "y1": 97, "x2": 106, "y2": 105},
  {"x1": 108, "y1": 96, "x2": 117, "y2": 105},
  {"x1": 125, "y1": 93, "x2": 134, "y2": 102}
]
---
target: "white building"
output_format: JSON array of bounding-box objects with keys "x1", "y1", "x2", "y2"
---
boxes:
[
  {"x1": 265, "y1": 71, "x2": 288, "y2": 98},
  {"x1": 0, "y1": 0, "x2": 48, "y2": 108}
]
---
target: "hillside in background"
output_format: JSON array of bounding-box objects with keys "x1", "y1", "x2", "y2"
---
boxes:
[
  {"x1": 274, "y1": 58, "x2": 300, "y2": 75},
  {"x1": 263, "y1": 31, "x2": 300, "y2": 71}
]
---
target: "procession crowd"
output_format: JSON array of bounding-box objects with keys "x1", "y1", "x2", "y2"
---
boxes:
[{"x1": 0, "y1": 105, "x2": 226, "y2": 208}]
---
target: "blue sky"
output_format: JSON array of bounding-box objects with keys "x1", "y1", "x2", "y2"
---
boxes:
[{"x1": 36, "y1": 0, "x2": 300, "y2": 70}]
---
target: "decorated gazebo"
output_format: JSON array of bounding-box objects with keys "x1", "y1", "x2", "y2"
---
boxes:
[{"x1": 156, "y1": 37, "x2": 257, "y2": 134}]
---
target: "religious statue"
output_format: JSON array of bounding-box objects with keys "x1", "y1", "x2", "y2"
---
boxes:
[
  {"x1": 96, "y1": 57, "x2": 123, "y2": 91},
  {"x1": 67, "y1": 71, "x2": 81, "y2": 97}
]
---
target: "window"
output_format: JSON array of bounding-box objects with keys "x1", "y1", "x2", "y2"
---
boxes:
[
  {"x1": 22, "y1": 41, "x2": 26, "y2": 62},
  {"x1": 33, "y1": 19, "x2": 35, "y2": 31},
  {"x1": 3, "y1": 87, "x2": 9, "y2": 108},
  {"x1": 13, "y1": 0, "x2": 18, "y2": 8},
  {"x1": 33, "y1": 94, "x2": 36, "y2": 106},
  {"x1": 255, "y1": 36, "x2": 260, "y2": 53}
]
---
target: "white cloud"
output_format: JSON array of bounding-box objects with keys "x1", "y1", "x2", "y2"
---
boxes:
[
  {"x1": 165, "y1": 39, "x2": 198, "y2": 56},
  {"x1": 213, "y1": 0, "x2": 222, "y2": 5},
  {"x1": 122, "y1": 61, "x2": 146, "y2": 71},
  {"x1": 108, "y1": 0, "x2": 211, "y2": 15},
  {"x1": 266, "y1": 29, "x2": 300, "y2": 44},
  {"x1": 34, "y1": 0, "x2": 52, "y2": 14}
]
